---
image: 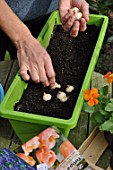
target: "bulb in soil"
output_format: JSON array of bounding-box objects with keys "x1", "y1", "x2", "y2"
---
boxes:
[
  {"x1": 60, "y1": 96, "x2": 68, "y2": 102},
  {"x1": 43, "y1": 92, "x2": 52, "y2": 101},
  {"x1": 66, "y1": 85, "x2": 74, "y2": 93},
  {"x1": 57, "y1": 91, "x2": 68, "y2": 102}
]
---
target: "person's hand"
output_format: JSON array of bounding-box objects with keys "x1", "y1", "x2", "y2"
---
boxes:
[
  {"x1": 59, "y1": 0, "x2": 89, "y2": 37},
  {"x1": 16, "y1": 33, "x2": 55, "y2": 87},
  {"x1": 0, "y1": 0, "x2": 55, "y2": 87}
]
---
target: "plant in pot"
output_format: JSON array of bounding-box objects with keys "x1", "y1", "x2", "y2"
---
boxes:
[{"x1": 82, "y1": 71, "x2": 113, "y2": 169}]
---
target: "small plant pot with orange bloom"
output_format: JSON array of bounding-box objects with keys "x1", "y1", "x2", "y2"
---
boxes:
[{"x1": 83, "y1": 72, "x2": 113, "y2": 133}]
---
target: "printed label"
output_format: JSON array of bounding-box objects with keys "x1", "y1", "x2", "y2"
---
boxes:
[
  {"x1": 56, "y1": 149, "x2": 89, "y2": 170},
  {"x1": 36, "y1": 163, "x2": 48, "y2": 170}
]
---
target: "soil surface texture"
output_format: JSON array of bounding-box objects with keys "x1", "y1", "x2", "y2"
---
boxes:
[
  {"x1": 14, "y1": 24, "x2": 100, "y2": 119},
  {"x1": 95, "y1": 17, "x2": 113, "y2": 74}
]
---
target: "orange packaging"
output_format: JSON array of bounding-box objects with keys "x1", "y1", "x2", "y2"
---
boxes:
[{"x1": 16, "y1": 127, "x2": 92, "y2": 170}]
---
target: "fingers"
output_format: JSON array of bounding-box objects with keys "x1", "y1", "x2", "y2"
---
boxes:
[
  {"x1": 70, "y1": 20, "x2": 80, "y2": 37},
  {"x1": 61, "y1": 3, "x2": 89, "y2": 37},
  {"x1": 63, "y1": 14, "x2": 76, "y2": 32},
  {"x1": 62, "y1": 14, "x2": 87, "y2": 38},
  {"x1": 38, "y1": 64, "x2": 50, "y2": 87},
  {"x1": 79, "y1": 18, "x2": 87, "y2": 32},
  {"x1": 19, "y1": 57, "x2": 55, "y2": 88},
  {"x1": 20, "y1": 61, "x2": 55, "y2": 88},
  {"x1": 44, "y1": 58, "x2": 56, "y2": 88},
  {"x1": 17, "y1": 45, "x2": 30, "y2": 81},
  {"x1": 61, "y1": 9, "x2": 74, "y2": 25},
  {"x1": 81, "y1": 2, "x2": 89, "y2": 21},
  {"x1": 20, "y1": 65, "x2": 30, "y2": 81},
  {"x1": 29, "y1": 65, "x2": 40, "y2": 83}
]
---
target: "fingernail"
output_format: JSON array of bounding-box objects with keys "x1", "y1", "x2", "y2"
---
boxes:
[{"x1": 50, "y1": 83, "x2": 55, "y2": 88}]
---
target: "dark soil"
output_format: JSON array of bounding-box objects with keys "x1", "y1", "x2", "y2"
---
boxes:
[
  {"x1": 95, "y1": 17, "x2": 113, "y2": 74},
  {"x1": 14, "y1": 24, "x2": 100, "y2": 119}
]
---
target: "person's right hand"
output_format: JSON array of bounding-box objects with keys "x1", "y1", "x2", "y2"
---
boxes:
[
  {"x1": 16, "y1": 33, "x2": 56, "y2": 87},
  {"x1": 59, "y1": 0, "x2": 89, "y2": 37}
]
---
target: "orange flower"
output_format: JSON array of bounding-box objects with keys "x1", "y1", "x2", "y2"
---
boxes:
[
  {"x1": 36, "y1": 146, "x2": 56, "y2": 168},
  {"x1": 22, "y1": 136, "x2": 40, "y2": 156},
  {"x1": 84, "y1": 88, "x2": 99, "y2": 106},
  {"x1": 38, "y1": 127, "x2": 60, "y2": 150},
  {"x1": 104, "y1": 72, "x2": 113, "y2": 83},
  {"x1": 17, "y1": 153, "x2": 36, "y2": 166}
]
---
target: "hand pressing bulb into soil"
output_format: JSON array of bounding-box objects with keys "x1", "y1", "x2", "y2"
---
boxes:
[{"x1": 50, "y1": 82, "x2": 61, "y2": 90}]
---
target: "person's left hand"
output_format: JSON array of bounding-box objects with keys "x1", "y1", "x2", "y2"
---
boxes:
[{"x1": 59, "y1": 0, "x2": 89, "y2": 37}]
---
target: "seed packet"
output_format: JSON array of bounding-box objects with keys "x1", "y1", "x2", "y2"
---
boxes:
[
  {"x1": 15, "y1": 127, "x2": 93, "y2": 170},
  {"x1": 0, "y1": 148, "x2": 35, "y2": 170}
]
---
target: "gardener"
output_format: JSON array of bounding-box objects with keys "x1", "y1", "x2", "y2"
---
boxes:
[{"x1": 0, "y1": 0, "x2": 89, "y2": 87}]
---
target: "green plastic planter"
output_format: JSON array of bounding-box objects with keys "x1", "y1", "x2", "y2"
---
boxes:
[{"x1": 0, "y1": 11, "x2": 108, "y2": 143}]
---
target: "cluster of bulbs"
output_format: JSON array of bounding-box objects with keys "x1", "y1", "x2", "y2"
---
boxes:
[
  {"x1": 43, "y1": 82, "x2": 74, "y2": 102},
  {"x1": 43, "y1": 7, "x2": 82, "y2": 103}
]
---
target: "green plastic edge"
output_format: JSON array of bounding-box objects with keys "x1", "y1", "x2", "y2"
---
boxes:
[{"x1": 0, "y1": 11, "x2": 109, "y2": 130}]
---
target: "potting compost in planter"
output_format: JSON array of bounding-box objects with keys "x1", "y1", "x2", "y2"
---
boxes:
[
  {"x1": 14, "y1": 24, "x2": 99, "y2": 119},
  {"x1": 0, "y1": 11, "x2": 108, "y2": 143}
]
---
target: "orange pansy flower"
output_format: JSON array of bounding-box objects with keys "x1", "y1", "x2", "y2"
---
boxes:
[
  {"x1": 104, "y1": 72, "x2": 113, "y2": 83},
  {"x1": 84, "y1": 88, "x2": 99, "y2": 106}
]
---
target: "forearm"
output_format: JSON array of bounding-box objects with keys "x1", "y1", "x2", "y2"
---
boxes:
[{"x1": 0, "y1": 0, "x2": 31, "y2": 46}]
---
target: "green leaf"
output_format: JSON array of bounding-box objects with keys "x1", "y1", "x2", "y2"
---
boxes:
[
  {"x1": 110, "y1": 129, "x2": 113, "y2": 134},
  {"x1": 104, "y1": 1, "x2": 113, "y2": 6},
  {"x1": 99, "y1": 96, "x2": 108, "y2": 104},
  {"x1": 99, "y1": 119, "x2": 113, "y2": 132},
  {"x1": 111, "y1": 112, "x2": 113, "y2": 117},
  {"x1": 94, "y1": 112, "x2": 105, "y2": 124},
  {"x1": 109, "y1": 98, "x2": 113, "y2": 103},
  {"x1": 105, "y1": 103, "x2": 113, "y2": 112},
  {"x1": 99, "y1": 86, "x2": 108, "y2": 96},
  {"x1": 82, "y1": 102, "x2": 95, "y2": 113},
  {"x1": 99, "y1": 109, "x2": 109, "y2": 116}
]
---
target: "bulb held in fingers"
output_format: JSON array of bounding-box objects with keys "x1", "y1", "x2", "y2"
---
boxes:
[
  {"x1": 76, "y1": 12, "x2": 82, "y2": 20},
  {"x1": 71, "y1": 7, "x2": 79, "y2": 14},
  {"x1": 51, "y1": 82, "x2": 61, "y2": 89}
]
